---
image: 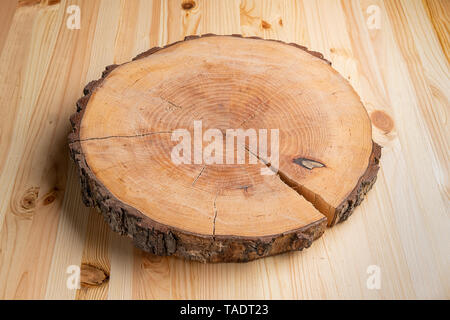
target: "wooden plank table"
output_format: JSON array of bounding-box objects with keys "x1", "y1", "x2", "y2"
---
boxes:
[{"x1": 0, "y1": 0, "x2": 448, "y2": 299}]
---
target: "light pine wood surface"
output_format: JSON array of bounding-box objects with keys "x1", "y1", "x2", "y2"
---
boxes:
[{"x1": 0, "y1": 0, "x2": 448, "y2": 299}]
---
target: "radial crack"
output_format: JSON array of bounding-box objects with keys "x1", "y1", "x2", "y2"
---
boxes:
[
  {"x1": 212, "y1": 192, "x2": 218, "y2": 238},
  {"x1": 192, "y1": 165, "x2": 206, "y2": 186},
  {"x1": 244, "y1": 147, "x2": 326, "y2": 218},
  {"x1": 160, "y1": 96, "x2": 182, "y2": 110},
  {"x1": 75, "y1": 131, "x2": 172, "y2": 142}
]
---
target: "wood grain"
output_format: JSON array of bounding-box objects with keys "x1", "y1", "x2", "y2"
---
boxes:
[{"x1": 0, "y1": 0, "x2": 448, "y2": 299}]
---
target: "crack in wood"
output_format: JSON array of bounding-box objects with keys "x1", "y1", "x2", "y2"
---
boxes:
[
  {"x1": 244, "y1": 147, "x2": 325, "y2": 215},
  {"x1": 236, "y1": 185, "x2": 252, "y2": 192},
  {"x1": 212, "y1": 193, "x2": 218, "y2": 238},
  {"x1": 237, "y1": 101, "x2": 269, "y2": 127},
  {"x1": 75, "y1": 131, "x2": 172, "y2": 143},
  {"x1": 192, "y1": 165, "x2": 206, "y2": 186},
  {"x1": 160, "y1": 96, "x2": 182, "y2": 110},
  {"x1": 238, "y1": 113, "x2": 257, "y2": 127}
]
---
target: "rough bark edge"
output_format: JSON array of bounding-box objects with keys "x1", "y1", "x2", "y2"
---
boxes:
[
  {"x1": 332, "y1": 141, "x2": 382, "y2": 225},
  {"x1": 66, "y1": 34, "x2": 361, "y2": 263}
]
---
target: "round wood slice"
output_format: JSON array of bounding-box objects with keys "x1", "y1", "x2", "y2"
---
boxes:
[{"x1": 69, "y1": 34, "x2": 381, "y2": 263}]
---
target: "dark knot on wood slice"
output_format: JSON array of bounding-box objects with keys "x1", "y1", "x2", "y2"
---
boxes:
[{"x1": 293, "y1": 157, "x2": 325, "y2": 170}]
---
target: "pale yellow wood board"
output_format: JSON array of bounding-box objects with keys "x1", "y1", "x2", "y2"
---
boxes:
[{"x1": 0, "y1": 0, "x2": 448, "y2": 299}]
